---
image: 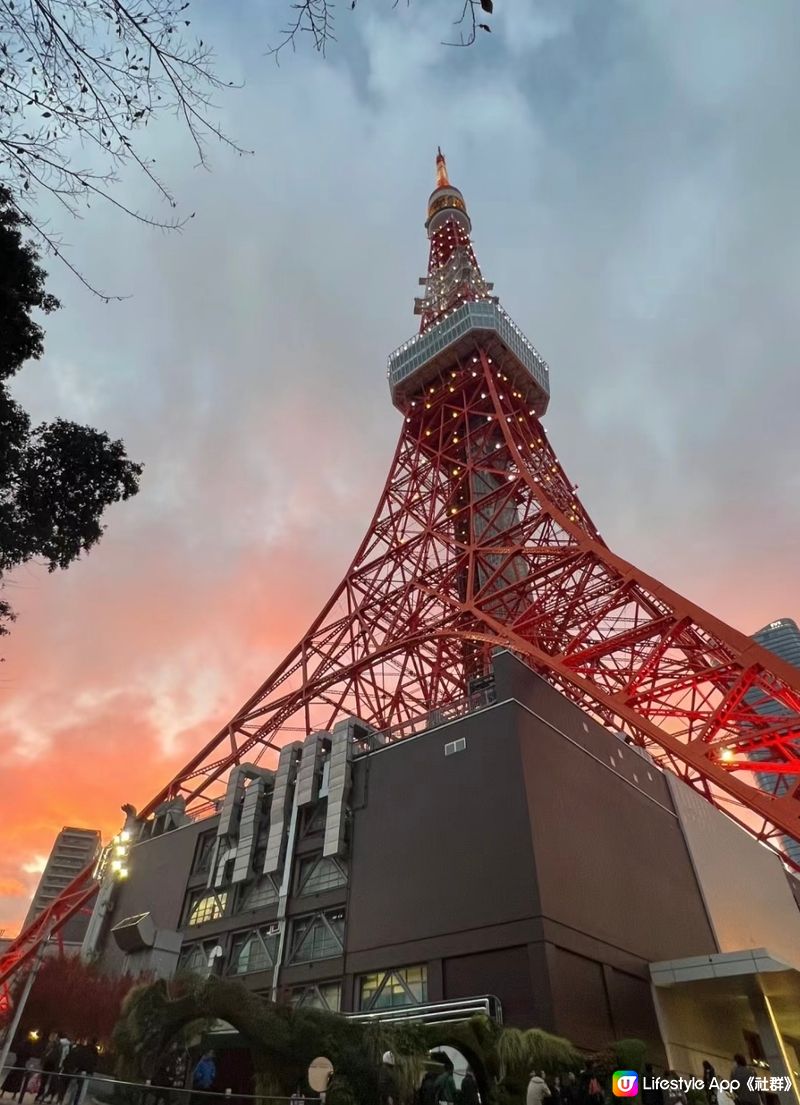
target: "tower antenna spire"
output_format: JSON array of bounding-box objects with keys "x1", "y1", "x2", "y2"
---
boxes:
[{"x1": 436, "y1": 146, "x2": 450, "y2": 189}]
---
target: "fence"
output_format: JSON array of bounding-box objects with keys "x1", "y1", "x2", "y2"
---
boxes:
[{"x1": 0, "y1": 1067, "x2": 320, "y2": 1105}]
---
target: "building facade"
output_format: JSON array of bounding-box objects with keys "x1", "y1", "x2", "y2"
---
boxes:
[
  {"x1": 750, "y1": 619, "x2": 800, "y2": 868},
  {"x1": 24, "y1": 827, "x2": 101, "y2": 947},
  {"x1": 86, "y1": 653, "x2": 800, "y2": 1073}
]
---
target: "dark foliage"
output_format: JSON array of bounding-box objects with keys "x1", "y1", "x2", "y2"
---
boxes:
[
  {"x1": 2, "y1": 955, "x2": 138, "y2": 1045},
  {"x1": 0, "y1": 185, "x2": 59, "y2": 379},
  {"x1": 0, "y1": 186, "x2": 142, "y2": 634}
]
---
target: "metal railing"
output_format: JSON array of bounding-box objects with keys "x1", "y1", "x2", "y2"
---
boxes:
[
  {"x1": 345, "y1": 995, "x2": 503, "y2": 1026},
  {"x1": 387, "y1": 301, "x2": 550, "y2": 399},
  {"x1": 350, "y1": 682, "x2": 497, "y2": 756},
  {"x1": 0, "y1": 1068, "x2": 320, "y2": 1105}
]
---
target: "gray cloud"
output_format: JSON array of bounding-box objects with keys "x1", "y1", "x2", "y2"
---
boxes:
[{"x1": 2, "y1": 0, "x2": 799, "y2": 926}]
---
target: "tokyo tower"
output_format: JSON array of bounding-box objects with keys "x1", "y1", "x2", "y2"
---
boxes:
[{"x1": 3, "y1": 149, "x2": 800, "y2": 999}]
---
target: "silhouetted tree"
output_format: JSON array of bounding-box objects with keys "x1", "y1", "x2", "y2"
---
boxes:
[
  {"x1": 0, "y1": 184, "x2": 142, "y2": 635},
  {"x1": 5, "y1": 955, "x2": 138, "y2": 1043}
]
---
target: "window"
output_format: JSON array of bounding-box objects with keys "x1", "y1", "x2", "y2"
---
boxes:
[
  {"x1": 359, "y1": 965, "x2": 428, "y2": 1011},
  {"x1": 288, "y1": 910, "x2": 345, "y2": 964},
  {"x1": 296, "y1": 856, "x2": 347, "y2": 896},
  {"x1": 193, "y1": 832, "x2": 216, "y2": 875},
  {"x1": 238, "y1": 875, "x2": 279, "y2": 912},
  {"x1": 184, "y1": 890, "x2": 227, "y2": 927},
  {"x1": 178, "y1": 939, "x2": 222, "y2": 973},
  {"x1": 228, "y1": 926, "x2": 280, "y2": 975},
  {"x1": 300, "y1": 801, "x2": 328, "y2": 838},
  {"x1": 291, "y1": 982, "x2": 341, "y2": 1012}
]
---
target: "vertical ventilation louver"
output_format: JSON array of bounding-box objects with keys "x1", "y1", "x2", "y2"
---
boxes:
[
  {"x1": 296, "y1": 732, "x2": 326, "y2": 806},
  {"x1": 323, "y1": 720, "x2": 356, "y2": 858},
  {"x1": 263, "y1": 743, "x2": 302, "y2": 874},
  {"x1": 232, "y1": 775, "x2": 268, "y2": 884}
]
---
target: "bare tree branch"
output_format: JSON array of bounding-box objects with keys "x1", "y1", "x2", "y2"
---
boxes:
[
  {"x1": 267, "y1": 0, "x2": 495, "y2": 61},
  {"x1": 0, "y1": 0, "x2": 249, "y2": 289}
]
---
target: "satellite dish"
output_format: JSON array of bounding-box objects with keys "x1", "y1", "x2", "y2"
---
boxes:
[{"x1": 308, "y1": 1057, "x2": 334, "y2": 1094}]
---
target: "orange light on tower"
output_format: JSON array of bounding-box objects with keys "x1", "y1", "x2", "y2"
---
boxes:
[{"x1": 435, "y1": 146, "x2": 450, "y2": 189}]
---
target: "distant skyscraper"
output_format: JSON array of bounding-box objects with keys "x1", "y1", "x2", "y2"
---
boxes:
[
  {"x1": 23, "y1": 827, "x2": 101, "y2": 944},
  {"x1": 751, "y1": 619, "x2": 800, "y2": 867}
]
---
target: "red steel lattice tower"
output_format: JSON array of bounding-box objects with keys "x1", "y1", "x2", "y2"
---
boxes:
[{"x1": 3, "y1": 151, "x2": 800, "y2": 997}]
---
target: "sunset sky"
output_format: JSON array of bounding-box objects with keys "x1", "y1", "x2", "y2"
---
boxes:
[{"x1": 2, "y1": 0, "x2": 799, "y2": 936}]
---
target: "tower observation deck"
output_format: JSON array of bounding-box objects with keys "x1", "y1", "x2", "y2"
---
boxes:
[{"x1": 389, "y1": 149, "x2": 550, "y2": 414}]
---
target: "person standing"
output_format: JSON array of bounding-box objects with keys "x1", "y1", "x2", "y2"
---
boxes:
[
  {"x1": 579, "y1": 1064, "x2": 604, "y2": 1105},
  {"x1": 642, "y1": 1065, "x2": 664, "y2": 1105},
  {"x1": 418, "y1": 1071, "x2": 439, "y2": 1105},
  {"x1": 1, "y1": 1038, "x2": 30, "y2": 1100},
  {"x1": 461, "y1": 1069, "x2": 480, "y2": 1105},
  {"x1": 35, "y1": 1034, "x2": 61, "y2": 1103},
  {"x1": 379, "y1": 1052, "x2": 399, "y2": 1105},
  {"x1": 527, "y1": 1071, "x2": 552, "y2": 1105},
  {"x1": 702, "y1": 1062, "x2": 718, "y2": 1105},
  {"x1": 191, "y1": 1052, "x2": 216, "y2": 1105},
  {"x1": 664, "y1": 1073, "x2": 687, "y2": 1105},
  {"x1": 730, "y1": 1055, "x2": 760, "y2": 1105},
  {"x1": 67, "y1": 1039, "x2": 97, "y2": 1105},
  {"x1": 434, "y1": 1063, "x2": 457, "y2": 1105}
]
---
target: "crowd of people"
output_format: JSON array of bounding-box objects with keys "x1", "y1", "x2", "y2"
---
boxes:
[{"x1": 0, "y1": 1034, "x2": 99, "y2": 1105}]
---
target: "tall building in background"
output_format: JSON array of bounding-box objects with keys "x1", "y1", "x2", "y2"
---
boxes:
[
  {"x1": 23, "y1": 827, "x2": 101, "y2": 947},
  {"x1": 751, "y1": 619, "x2": 800, "y2": 868}
]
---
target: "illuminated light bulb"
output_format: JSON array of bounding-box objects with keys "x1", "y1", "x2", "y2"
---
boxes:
[
  {"x1": 720, "y1": 748, "x2": 734, "y2": 763},
  {"x1": 453, "y1": 435, "x2": 459, "y2": 442},
  {"x1": 425, "y1": 430, "x2": 432, "y2": 437}
]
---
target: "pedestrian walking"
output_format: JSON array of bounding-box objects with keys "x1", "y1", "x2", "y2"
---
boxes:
[{"x1": 527, "y1": 1071, "x2": 552, "y2": 1105}]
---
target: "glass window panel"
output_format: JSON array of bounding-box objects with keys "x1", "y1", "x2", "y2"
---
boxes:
[
  {"x1": 229, "y1": 928, "x2": 278, "y2": 975},
  {"x1": 360, "y1": 966, "x2": 428, "y2": 1011},
  {"x1": 185, "y1": 891, "x2": 227, "y2": 927},
  {"x1": 292, "y1": 982, "x2": 341, "y2": 1012},
  {"x1": 193, "y1": 833, "x2": 216, "y2": 875},
  {"x1": 239, "y1": 876, "x2": 278, "y2": 912},
  {"x1": 297, "y1": 857, "x2": 347, "y2": 896},
  {"x1": 290, "y1": 911, "x2": 344, "y2": 962}
]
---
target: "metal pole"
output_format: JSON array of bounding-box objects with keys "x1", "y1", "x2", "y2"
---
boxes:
[{"x1": 0, "y1": 938, "x2": 49, "y2": 1075}]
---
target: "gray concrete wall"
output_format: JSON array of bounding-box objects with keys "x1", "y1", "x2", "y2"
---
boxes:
[{"x1": 667, "y1": 775, "x2": 800, "y2": 970}]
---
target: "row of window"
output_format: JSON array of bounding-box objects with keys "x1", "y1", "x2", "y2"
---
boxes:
[
  {"x1": 179, "y1": 909, "x2": 346, "y2": 973},
  {"x1": 192, "y1": 804, "x2": 331, "y2": 877},
  {"x1": 184, "y1": 856, "x2": 347, "y2": 927},
  {"x1": 175, "y1": 944, "x2": 427, "y2": 1014}
]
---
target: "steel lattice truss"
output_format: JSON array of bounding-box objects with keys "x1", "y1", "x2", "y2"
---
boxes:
[
  {"x1": 2, "y1": 151, "x2": 800, "y2": 998},
  {"x1": 136, "y1": 349, "x2": 800, "y2": 845}
]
